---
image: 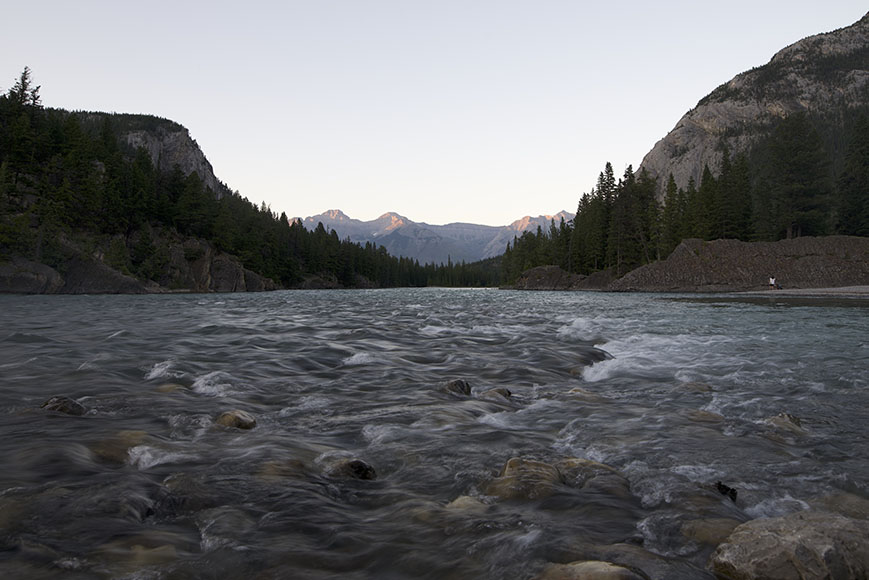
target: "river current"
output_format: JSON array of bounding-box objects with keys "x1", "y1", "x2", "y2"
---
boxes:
[{"x1": 1, "y1": 289, "x2": 867, "y2": 579}]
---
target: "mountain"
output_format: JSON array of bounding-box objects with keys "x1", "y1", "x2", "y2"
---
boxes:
[
  {"x1": 302, "y1": 210, "x2": 574, "y2": 265},
  {"x1": 639, "y1": 12, "x2": 869, "y2": 195}
]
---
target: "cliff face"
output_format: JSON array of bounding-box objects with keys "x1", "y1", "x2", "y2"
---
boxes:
[
  {"x1": 638, "y1": 12, "x2": 869, "y2": 195},
  {"x1": 123, "y1": 125, "x2": 226, "y2": 196}
]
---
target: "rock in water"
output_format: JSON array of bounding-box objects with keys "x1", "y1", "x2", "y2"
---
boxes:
[
  {"x1": 709, "y1": 511, "x2": 869, "y2": 580},
  {"x1": 485, "y1": 457, "x2": 564, "y2": 500},
  {"x1": 41, "y1": 396, "x2": 86, "y2": 416},
  {"x1": 444, "y1": 379, "x2": 471, "y2": 397},
  {"x1": 215, "y1": 410, "x2": 257, "y2": 430},
  {"x1": 325, "y1": 458, "x2": 377, "y2": 480},
  {"x1": 480, "y1": 387, "x2": 512, "y2": 401},
  {"x1": 535, "y1": 560, "x2": 648, "y2": 579},
  {"x1": 715, "y1": 481, "x2": 738, "y2": 502}
]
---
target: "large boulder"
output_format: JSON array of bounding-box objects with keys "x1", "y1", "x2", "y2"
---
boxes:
[{"x1": 708, "y1": 511, "x2": 869, "y2": 580}]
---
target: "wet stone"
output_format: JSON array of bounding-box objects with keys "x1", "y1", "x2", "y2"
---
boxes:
[
  {"x1": 41, "y1": 396, "x2": 86, "y2": 416},
  {"x1": 215, "y1": 409, "x2": 257, "y2": 429},
  {"x1": 484, "y1": 457, "x2": 564, "y2": 500},
  {"x1": 535, "y1": 560, "x2": 649, "y2": 580},
  {"x1": 155, "y1": 383, "x2": 187, "y2": 393},
  {"x1": 444, "y1": 379, "x2": 472, "y2": 397},
  {"x1": 709, "y1": 511, "x2": 869, "y2": 580},
  {"x1": 91, "y1": 430, "x2": 149, "y2": 463},
  {"x1": 479, "y1": 387, "x2": 512, "y2": 401},
  {"x1": 326, "y1": 458, "x2": 377, "y2": 480},
  {"x1": 765, "y1": 412, "x2": 805, "y2": 434},
  {"x1": 680, "y1": 518, "x2": 742, "y2": 545}
]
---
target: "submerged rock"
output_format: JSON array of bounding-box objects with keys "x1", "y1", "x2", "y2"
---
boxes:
[
  {"x1": 485, "y1": 457, "x2": 564, "y2": 500},
  {"x1": 444, "y1": 379, "x2": 471, "y2": 397},
  {"x1": 325, "y1": 458, "x2": 377, "y2": 480},
  {"x1": 155, "y1": 383, "x2": 188, "y2": 393},
  {"x1": 709, "y1": 511, "x2": 869, "y2": 580},
  {"x1": 535, "y1": 560, "x2": 648, "y2": 580},
  {"x1": 484, "y1": 457, "x2": 632, "y2": 502},
  {"x1": 765, "y1": 412, "x2": 805, "y2": 434},
  {"x1": 41, "y1": 396, "x2": 86, "y2": 416},
  {"x1": 556, "y1": 458, "x2": 632, "y2": 498},
  {"x1": 479, "y1": 387, "x2": 512, "y2": 401},
  {"x1": 215, "y1": 409, "x2": 257, "y2": 430},
  {"x1": 680, "y1": 518, "x2": 741, "y2": 546},
  {"x1": 91, "y1": 430, "x2": 150, "y2": 463},
  {"x1": 445, "y1": 495, "x2": 489, "y2": 513}
]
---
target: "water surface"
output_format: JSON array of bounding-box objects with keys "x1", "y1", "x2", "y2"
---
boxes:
[{"x1": 1, "y1": 289, "x2": 867, "y2": 578}]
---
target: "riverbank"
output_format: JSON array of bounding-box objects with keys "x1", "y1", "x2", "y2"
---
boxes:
[
  {"x1": 734, "y1": 285, "x2": 869, "y2": 298},
  {"x1": 510, "y1": 236, "x2": 869, "y2": 294}
]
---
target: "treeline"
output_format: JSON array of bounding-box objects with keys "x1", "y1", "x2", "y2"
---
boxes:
[
  {"x1": 503, "y1": 111, "x2": 869, "y2": 282},
  {"x1": 0, "y1": 68, "x2": 496, "y2": 288}
]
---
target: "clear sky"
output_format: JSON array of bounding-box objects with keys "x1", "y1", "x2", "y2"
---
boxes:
[{"x1": 2, "y1": 2, "x2": 866, "y2": 226}]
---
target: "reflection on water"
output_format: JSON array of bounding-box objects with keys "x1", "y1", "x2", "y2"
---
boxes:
[{"x1": 0, "y1": 289, "x2": 867, "y2": 578}]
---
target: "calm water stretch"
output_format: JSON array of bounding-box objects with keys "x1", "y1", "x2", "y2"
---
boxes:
[{"x1": 1, "y1": 289, "x2": 867, "y2": 579}]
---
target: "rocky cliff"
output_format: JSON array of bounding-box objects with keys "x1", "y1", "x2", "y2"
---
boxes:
[
  {"x1": 121, "y1": 121, "x2": 227, "y2": 196},
  {"x1": 639, "y1": 12, "x2": 869, "y2": 195},
  {"x1": 608, "y1": 236, "x2": 869, "y2": 292}
]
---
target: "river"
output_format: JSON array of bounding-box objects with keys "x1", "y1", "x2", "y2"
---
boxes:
[{"x1": 1, "y1": 289, "x2": 867, "y2": 579}]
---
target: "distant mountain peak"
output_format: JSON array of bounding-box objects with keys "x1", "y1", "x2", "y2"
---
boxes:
[
  {"x1": 323, "y1": 209, "x2": 351, "y2": 221},
  {"x1": 300, "y1": 209, "x2": 572, "y2": 265}
]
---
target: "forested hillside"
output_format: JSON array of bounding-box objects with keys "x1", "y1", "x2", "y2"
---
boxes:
[
  {"x1": 502, "y1": 110, "x2": 869, "y2": 283},
  {"x1": 0, "y1": 69, "x2": 499, "y2": 291}
]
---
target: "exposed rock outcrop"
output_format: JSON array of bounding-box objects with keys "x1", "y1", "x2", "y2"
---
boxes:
[
  {"x1": 123, "y1": 125, "x2": 225, "y2": 196},
  {"x1": 639, "y1": 12, "x2": 869, "y2": 196},
  {"x1": 608, "y1": 236, "x2": 869, "y2": 292}
]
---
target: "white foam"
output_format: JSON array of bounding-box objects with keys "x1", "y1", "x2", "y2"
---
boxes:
[
  {"x1": 280, "y1": 396, "x2": 331, "y2": 415},
  {"x1": 342, "y1": 352, "x2": 383, "y2": 366},
  {"x1": 745, "y1": 494, "x2": 810, "y2": 518},
  {"x1": 191, "y1": 371, "x2": 234, "y2": 396},
  {"x1": 128, "y1": 445, "x2": 197, "y2": 470},
  {"x1": 146, "y1": 360, "x2": 176, "y2": 380},
  {"x1": 671, "y1": 464, "x2": 721, "y2": 482},
  {"x1": 362, "y1": 423, "x2": 404, "y2": 444}
]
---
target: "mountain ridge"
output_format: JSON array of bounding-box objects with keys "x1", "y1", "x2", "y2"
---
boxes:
[
  {"x1": 638, "y1": 11, "x2": 869, "y2": 195},
  {"x1": 302, "y1": 209, "x2": 574, "y2": 265}
]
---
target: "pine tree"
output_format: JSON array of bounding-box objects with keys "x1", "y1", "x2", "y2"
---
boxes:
[
  {"x1": 756, "y1": 113, "x2": 833, "y2": 239},
  {"x1": 837, "y1": 114, "x2": 869, "y2": 236}
]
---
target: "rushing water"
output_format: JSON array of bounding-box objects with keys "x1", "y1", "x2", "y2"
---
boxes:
[{"x1": 1, "y1": 289, "x2": 867, "y2": 579}]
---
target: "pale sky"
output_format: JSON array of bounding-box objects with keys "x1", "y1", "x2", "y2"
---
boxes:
[{"x1": 2, "y1": 2, "x2": 866, "y2": 226}]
